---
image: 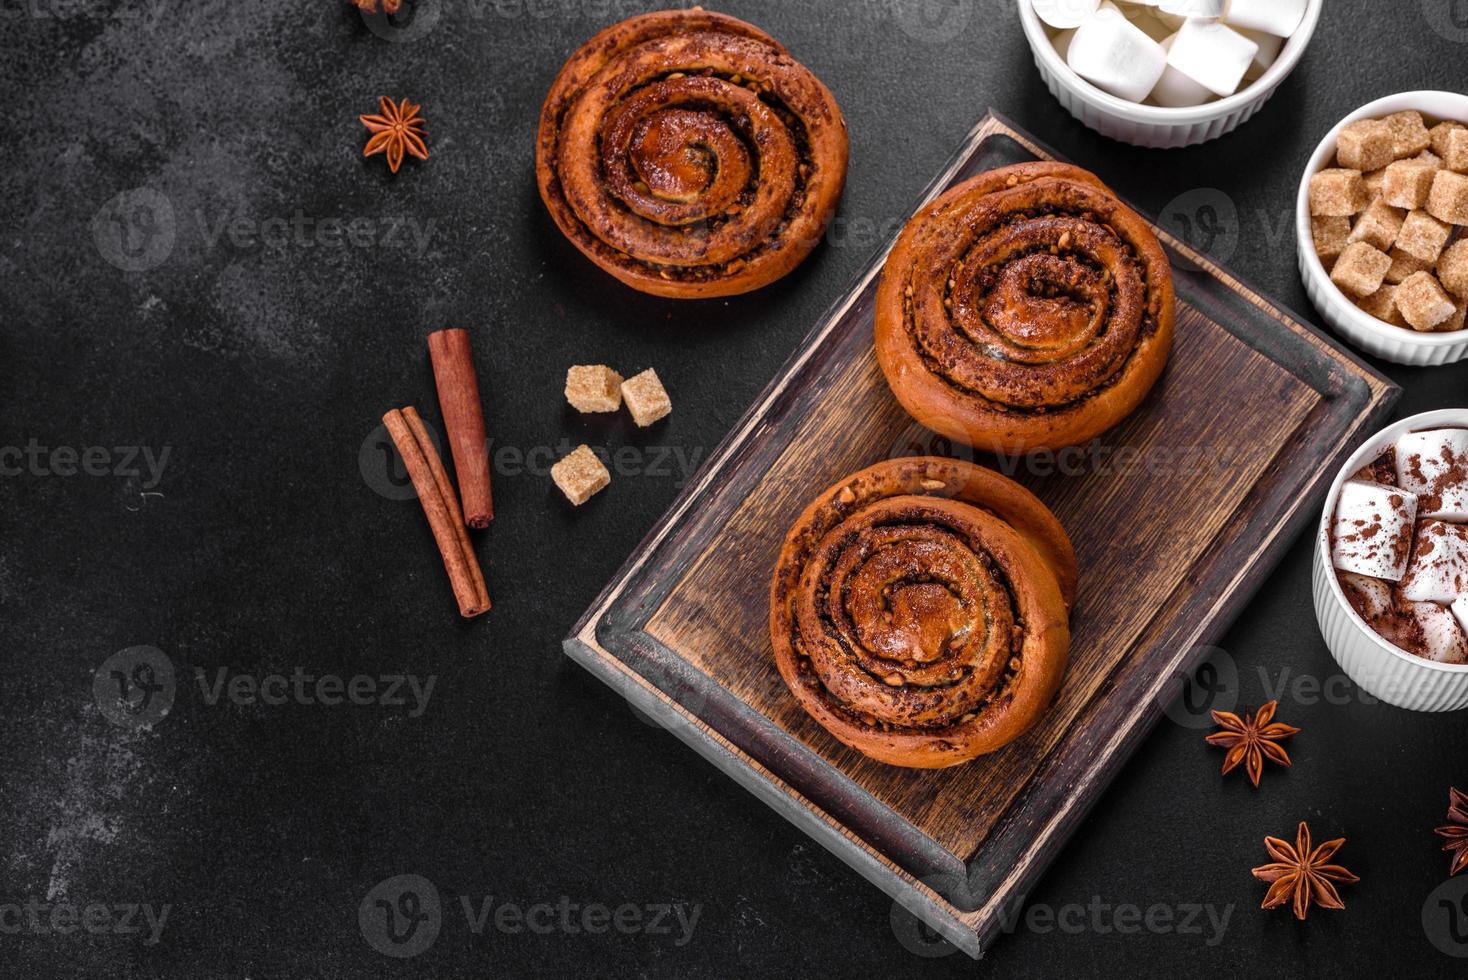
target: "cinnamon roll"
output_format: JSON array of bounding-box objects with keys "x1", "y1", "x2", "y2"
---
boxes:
[
  {"x1": 769, "y1": 458, "x2": 1075, "y2": 769},
  {"x1": 536, "y1": 9, "x2": 849, "y2": 299},
  {"x1": 875, "y1": 163, "x2": 1175, "y2": 453}
]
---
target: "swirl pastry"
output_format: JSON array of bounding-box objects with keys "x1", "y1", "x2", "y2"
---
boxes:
[
  {"x1": 536, "y1": 8, "x2": 848, "y2": 299},
  {"x1": 769, "y1": 458, "x2": 1075, "y2": 769},
  {"x1": 875, "y1": 163, "x2": 1175, "y2": 453}
]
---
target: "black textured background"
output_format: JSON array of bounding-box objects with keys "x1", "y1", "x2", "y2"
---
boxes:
[{"x1": 3, "y1": 1, "x2": 1468, "y2": 977}]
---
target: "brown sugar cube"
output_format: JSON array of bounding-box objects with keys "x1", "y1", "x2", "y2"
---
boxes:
[
  {"x1": 1347, "y1": 199, "x2": 1406, "y2": 251},
  {"x1": 620, "y1": 368, "x2": 672, "y2": 427},
  {"x1": 1397, "y1": 209, "x2": 1453, "y2": 263},
  {"x1": 1419, "y1": 149, "x2": 1444, "y2": 168},
  {"x1": 1362, "y1": 169, "x2": 1388, "y2": 200},
  {"x1": 1386, "y1": 247, "x2": 1431, "y2": 284},
  {"x1": 1438, "y1": 239, "x2": 1468, "y2": 299},
  {"x1": 1310, "y1": 169, "x2": 1368, "y2": 216},
  {"x1": 1383, "y1": 110, "x2": 1433, "y2": 159},
  {"x1": 551, "y1": 444, "x2": 610, "y2": 506},
  {"x1": 1312, "y1": 215, "x2": 1352, "y2": 265},
  {"x1": 1395, "y1": 271, "x2": 1458, "y2": 331},
  {"x1": 1382, "y1": 159, "x2": 1439, "y2": 210},
  {"x1": 564, "y1": 364, "x2": 623, "y2": 413},
  {"x1": 1440, "y1": 301, "x2": 1468, "y2": 333},
  {"x1": 1355, "y1": 284, "x2": 1406, "y2": 327},
  {"x1": 1338, "y1": 120, "x2": 1398, "y2": 172},
  {"x1": 1431, "y1": 121, "x2": 1467, "y2": 159},
  {"x1": 1427, "y1": 170, "x2": 1468, "y2": 225},
  {"x1": 1330, "y1": 242, "x2": 1392, "y2": 298},
  {"x1": 1445, "y1": 127, "x2": 1468, "y2": 174}
]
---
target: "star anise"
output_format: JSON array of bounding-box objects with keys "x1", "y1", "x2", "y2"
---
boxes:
[
  {"x1": 1251, "y1": 822, "x2": 1359, "y2": 920},
  {"x1": 1434, "y1": 787, "x2": 1468, "y2": 876},
  {"x1": 1204, "y1": 700, "x2": 1299, "y2": 788},
  {"x1": 359, "y1": 97, "x2": 428, "y2": 174},
  {"x1": 348, "y1": 0, "x2": 403, "y2": 14}
]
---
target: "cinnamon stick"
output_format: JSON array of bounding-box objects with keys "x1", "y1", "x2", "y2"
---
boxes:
[
  {"x1": 427, "y1": 328, "x2": 493, "y2": 528},
  {"x1": 383, "y1": 406, "x2": 490, "y2": 618}
]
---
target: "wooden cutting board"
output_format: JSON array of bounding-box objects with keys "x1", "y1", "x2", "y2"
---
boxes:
[{"x1": 563, "y1": 111, "x2": 1398, "y2": 958}]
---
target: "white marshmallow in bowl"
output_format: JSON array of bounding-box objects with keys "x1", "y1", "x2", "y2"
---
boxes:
[
  {"x1": 1151, "y1": 34, "x2": 1215, "y2": 108},
  {"x1": 1331, "y1": 480, "x2": 1418, "y2": 581},
  {"x1": 1338, "y1": 571, "x2": 1395, "y2": 623},
  {"x1": 1158, "y1": 0, "x2": 1225, "y2": 16},
  {"x1": 1400, "y1": 520, "x2": 1468, "y2": 605},
  {"x1": 1225, "y1": 0, "x2": 1307, "y2": 38},
  {"x1": 1234, "y1": 26, "x2": 1284, "y2": 80},
  {"x1": 1067, "y1": 6, "x2": 1168, "y2": 103},
  {"x1": 1165, "y1": 18, "x2": 1259, "y2": 98},
  {"x1": 1399, "y1": 601, "x2": 1468, "y2": 664},
  {"x1": 1034, "y1": 0, "x2": 1098, "y2": 30},
  {"x1": 1394, "y1": 428, "x2": 1468, "y2": 522}
]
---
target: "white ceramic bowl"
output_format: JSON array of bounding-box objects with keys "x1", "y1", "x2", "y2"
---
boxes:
[
  {"x1": 1017, "y1": 0, "x2": 1322, "y2": 149},
  {"x1": 1296, "y1": 91, "x2": 1468, "y2": 367},
  {"x1": 1313, "y1": 409, "x2": 1468, "y2": 712}
]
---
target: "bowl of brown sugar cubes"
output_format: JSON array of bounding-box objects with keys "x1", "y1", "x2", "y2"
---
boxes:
[
  {"x1": 1299, "y1": 92, "x2": 1468, "y2": 366},
  {"x1": 1019, "y1": 0, "x2": 1322, "y2": 148},
  {"x1": 1314, "y1": 410, "x2": 1468, "y2": 711}
]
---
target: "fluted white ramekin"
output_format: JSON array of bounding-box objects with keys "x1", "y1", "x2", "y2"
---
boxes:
[
  {"x1": 1313, "y1": 409, "x2": 1468, "y2": 712},
  {"x1": 1016, "y1": 0, "x2": 1322, "y2": 149},
  {"x1": 1296, "y1": 91, "x2": 1468, "y2": 366}
]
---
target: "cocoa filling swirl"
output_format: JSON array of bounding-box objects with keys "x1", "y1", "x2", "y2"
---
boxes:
[
  {"x1": 899, "y1": 177, "x2": 1162, "y2": 412},
  {"x1": 541, "y1": 12, "x2": 846, "y2": 291},
  {"x1": 793, "y1": 498, "x2": 1024, "y2": 732}
]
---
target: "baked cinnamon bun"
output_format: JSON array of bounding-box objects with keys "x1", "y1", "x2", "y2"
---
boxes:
[
  {"x1": 875, "y1": 163, "x2": 1175, "y2": 453},
  {"x1": 536, "y1": 8, "x2": 849, "y2": 299},
  {"x1": 769, "y1": 457, "x2": 1075, "y2": 769}
]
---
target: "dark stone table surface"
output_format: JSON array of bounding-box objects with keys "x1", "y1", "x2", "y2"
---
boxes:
[{"x1": 3, "y1": 1, "x2": 1467, "y2": 976}]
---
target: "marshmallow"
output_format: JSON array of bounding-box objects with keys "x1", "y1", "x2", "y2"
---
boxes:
[
  {"x1": 1225, "y1": 0, "x2": 1307, "y2": 38},
  {"x1": 1396, "y1": 601, "x2": 1468, "y2": 664},
  {"x1": 1394, "y1": 428, "x2": 1468, "y2": 522},
  {"x1": 1034, "y1": 0, "x2": 1099, "y2": 30},
  {"x1": 1151, "y1": 34, "x2": 1214, "y2": 108},
  {"x1": 1332, "y1": 480, "x2": 1418, "y2": 581},
  {"x1": 1454, "y1": 595, "x2": 1468, "y2": 637},
  {"x1": 1159, "y1": 0, "x2": 1225, "y2": 16},
  {"x1": 1067, "y1": 6, "x2": 1168, "y2": 103},
  {"x1": 1166, "y1": 18, "x2": 1259, "y2": 98},
  {"x1": 1233, "y1": 26, "x2": 1284, "y2": 80},
  {"x1": 1339, "y1": 571, "x2": 1395, "y2": 624},
  {"x1": 1400, "y1": 520, "x2": 1468, "y2": 605}
]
